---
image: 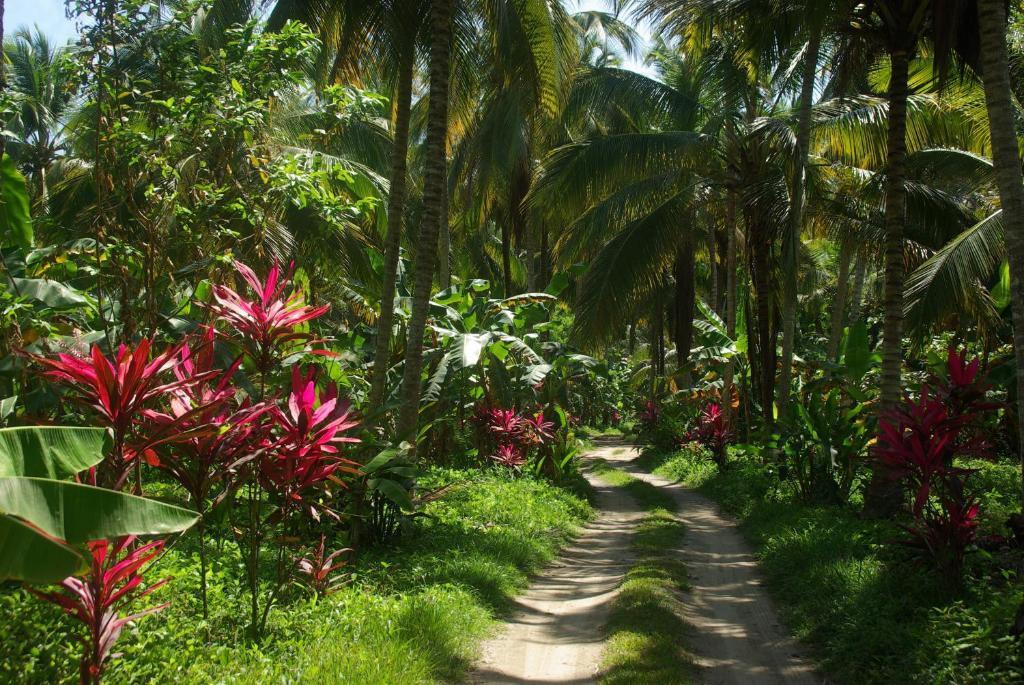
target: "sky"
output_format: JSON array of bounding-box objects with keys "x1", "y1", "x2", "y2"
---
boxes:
[
  {"x1": 6, "y1": 0, "x2": 655, "y2": 75},
  {"x1": 7, "y1": 0, "x2": 79, "y2": 43}
]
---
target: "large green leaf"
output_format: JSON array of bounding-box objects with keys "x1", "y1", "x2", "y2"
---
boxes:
[
  {"x1": 0, "y1": 155, "x2": 32, "y2": 248},
  {"x1": 9, "y1": 278, "x2": 94, "y2": 310},
  {"x1": 0, "y1": 516, "x2": 84, "y2": 584},
  {"x1": 0, "y1": 426, "x2": 108, "y2": 479},
  {"x1": 842, "y1": 321, "x2": 872, "y2": 382},
  {"x1": 0, "y1": 477, "x2": 198, "y2": 544}
]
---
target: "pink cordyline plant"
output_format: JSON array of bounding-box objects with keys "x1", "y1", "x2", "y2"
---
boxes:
[
  {"x1": 485, "y1": 408, "x2": 524, "y2": 445},
  {"x1": 874, "y1": 347, "x2": 997, "y2": 585},
  {"x1": 260, "y1": 366, "x2": 361, "y2": 515},
  {"x1": 694, "y1": 403, "x2": 731, "y2": 465},
  {"x1": 491, "y1": 443, "x2": 527, "y2": 469},
  {"x1": 521, "y1": 412, "x2": 555, "y2": 445},
  {"x1": 141, "y1": 328, "x2": 272, "y2": 617},
  {"x1": 207, "y1": 260, "x2": 331, "y2": 372},
  {"x1": 33, "y1": 339, "x2": 215, "y2": 490},
  {"x1": 30, "y1": 537, "x2": 169, "y2": 685},
  {"x1": 295, "y1": 534, "x2": 352, "y2": 597}
]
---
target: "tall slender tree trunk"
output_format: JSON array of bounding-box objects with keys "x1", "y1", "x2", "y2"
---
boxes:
[
  {"x1": 864, "y1": 46, "x2": 911, "y2": 517},
  {"x1": 777, "y1": 27, "x2": 821, "y2": 419},
  {"x1": 723, "y1": 187, "x2": 738, "y2": 422},
  {"x1": 368, "y1": 51, "x2": 415, "y2": 410},
  {"x1": 397, "y1": 0, "x2": 453, "y2": 449},
  {"x1": 978, "y1": 0, "x2": 1024, "y2": 508},
  {"x1": 649, "y1": 308, "x2": 659, "y2": 397},
  {"x1": 540, "y1": 222, "x2": 549, "y2": 287},
  {"x1": 439, "y1": 166, "x2": 451, "y2": 289},
  {"x1": 828, "y1": 237, "x2": 854, "y2": 360},
  {"x1": 501, "y1": 221, "x2": 512, "y2": 297},
  {"x1": 709, "y1": 224, "x2": 719, "y2": 315},
  {"x1": 525, "y1": 223, "x2": 538, "y2": 291},
  {"x1": 674, "y1": 239, "x2": 697, "y2": 379},
  {"x1": 751, "y1": 225, "x2": 775, "y2": 428},
  {"x1": 849, "y1": 251, "x2": 867, "y2": 324}
]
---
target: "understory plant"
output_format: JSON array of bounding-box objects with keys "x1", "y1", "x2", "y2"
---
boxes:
[
  {"x1": 874, "y1": 348, "x2": 998, "y2": 586},
  {"x1": 688, "y1": 403, "x2": 731, "y2": 466},
  {"x1": 30, "y1": 537, "x2": 169, "y2": 685}
]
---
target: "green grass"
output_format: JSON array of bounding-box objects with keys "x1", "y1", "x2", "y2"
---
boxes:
[
  {"x1": 637, "y1": 446, "x2": 1024, "y2": 685},
  {"x1": 0, "y1": 468, "x2": 593, "y2": 684},
  {"x1": 591, "y1": 460, "x2": 693, "y2": 685},
  {"x1": 589, "y1": 457, "x2": 677, "y2": 512}
]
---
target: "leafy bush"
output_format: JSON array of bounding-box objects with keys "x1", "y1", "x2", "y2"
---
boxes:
[{"x1": 874, "y1": 349, "x2": 998, "y2": 585}]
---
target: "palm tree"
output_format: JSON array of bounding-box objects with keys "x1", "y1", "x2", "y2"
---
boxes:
[
  {"x1": 975, "y1": 0, "x2": 1024, "y2": 505},
  {"x1": 396, "y1": 0, "x2": 454, "y2": 448},
  {"x1": 265, "y1": 0, "x2": 430, "y2": 412},
  {"x1": 4, "y1": 27, "x2": 75, "y2": 208}
]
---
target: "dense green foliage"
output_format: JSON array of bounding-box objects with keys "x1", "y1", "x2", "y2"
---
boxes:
[
  {"x1": 0, "y1": 468, "x2": 592, "y2": 683},
  {"x1": 638, "y1": 445, "x2": 1024, "y2": 684},
  {"x1": 5, "y1": 0, "x2": 1024, "y2": 680}
]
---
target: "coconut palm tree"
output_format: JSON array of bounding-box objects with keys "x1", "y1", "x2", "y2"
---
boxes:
[
  {"x1": 974, "y1": 0, "x2": 1024, "y2": 505},
  {"x1": 396, "y1": 0, "x2": 454, "y2": 448},
  {"x1": 4, "y1": 27, "x2": 75, "y2": 208}
]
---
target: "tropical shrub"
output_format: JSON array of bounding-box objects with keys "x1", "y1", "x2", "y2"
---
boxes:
[
  {"x1": 874, "y1": 349, "x2": 998, "y2": 585},
  {"x1": 781, "y1": 383, "x2": 872, "y2": 503},
  {"x1": 688, "y1": 403, "x2": 732, "y2": 466},
  {"x1": 30, "y1": 537, "x2": 169, "y2": 685}
]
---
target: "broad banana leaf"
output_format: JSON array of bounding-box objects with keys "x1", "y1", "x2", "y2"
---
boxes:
[
  {"x1": 0, "y1": 516, "x2": 83, "y2": 584},
  {"x1": 0, "y1": 155, "x2": 32, "y2": 248},
  {"x1": 0, "y1": 426, "x2": 108, "y2": 479},
  {"x1": 0, "y1": 477, "x2": 198, "y2": 543},
  {"x1": 0, "y1": 478, "x2": 198, "y2": 583}
]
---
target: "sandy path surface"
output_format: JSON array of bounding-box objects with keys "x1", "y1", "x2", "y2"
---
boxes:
[
  {"x1": 470, "y1": 440, "x2": 823, "y2": 685},
  {"x1": 616, "y1": 451, "x2": 822, "y2": 685},
  {"x1": 470, "y1": 443, "x2": 644, "y2": 684}
]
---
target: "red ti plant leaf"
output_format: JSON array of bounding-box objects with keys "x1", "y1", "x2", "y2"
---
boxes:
[
  {"x1": 637, "y1": 400, "x2": 661, "y2": 432},
  {"x1": 142, "y1": 327, "x2": 270, "y2": 510},
  {"x1": 259, "y1": 366, "x2": 360, "y2": 515},
  {"x1": 491, "y1": 443, "x2": 527, "y2": 469},
  {"x1": 295, "y1": 534, "x2": 351, "y2": 597},
  {"x1": 484, "y1": 408, "x2": 524, "y2": 446},
  {"x1": 30, "y1": 536, "x2": 170, "y2": 685},
  {"x1": 873, "y1": 348, "x2": 999, "y2": 586},
  {"x1": 521, "y1": 412, "x2": 555, "y2": 447},
  {"x1": 33, "y1": 339, "x2": 216, "y2": 491},
  {"x1": 207, "y1": 260, "x2": 331, "y2": 373}
]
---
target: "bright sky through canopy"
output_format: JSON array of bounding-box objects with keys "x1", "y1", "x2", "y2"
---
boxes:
[{"x1": 6, "y1": 0, "x2": 656, "y2": 76}]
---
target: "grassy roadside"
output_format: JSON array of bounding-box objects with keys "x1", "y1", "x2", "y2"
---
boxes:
[
  {"x1": 589, "y1": 460, "x2": 694, "y2": 685},
  {"x1": 0, "y1": 468, "x2": 593, "y2": 685},
  {"x1": 637, "y1": 446, "x2": 1024, "y2": 685}
]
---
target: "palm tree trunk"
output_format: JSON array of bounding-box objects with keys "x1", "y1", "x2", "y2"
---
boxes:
[
  {"x1": 864, "y1": 46, "x2": 911, "y2": 517},
  {"x1": 501, "y1": 221, "x2": 512, "y2": 297},
  {"x1": 368, "y1": 50, "x2": 415, "y2": 410},
  {"x1": 849, "y1": 251, "x2": 867, "y2": 323},
  {"x1": 674, "y1": 239, "x2": 696, "y2": 380},
  {"x1": 723, "y1": 187, "x2": 738, "y2": 422},
  {"x1": 540, "y1": 222, "x2": 549, "y2": 287},
  {"x1": 752, "y1": 225, "x2": 775, "y2": 429},
  {"x1": 978, "y1": 0, "x2": 1024, "y2": 507},
  {"x1": 827, "y1": 237, "x2": 854, "y2": 360},
  {"x1": 709, "y1": 224, "x2": 719, "y2": 315},
  {"x1": 778, "y1": 27, "x2": 821, "y2": 420},
  {"x1": 396, "y1": 0, "x2": 453, "y2": 449},
  {"x1": 439, "y1": 165, "x2": 451, "y2": 289},
  {"x1": 878, "y1": 47, "x2": 910, "y2": 409}
]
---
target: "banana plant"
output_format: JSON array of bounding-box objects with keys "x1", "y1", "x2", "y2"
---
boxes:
[
  {"x1": 423, "y1": 280, "x2": 555, "y2": 407},
  {"x1": 0, "y1": 425, "x2": 198, "y2": 584}
]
